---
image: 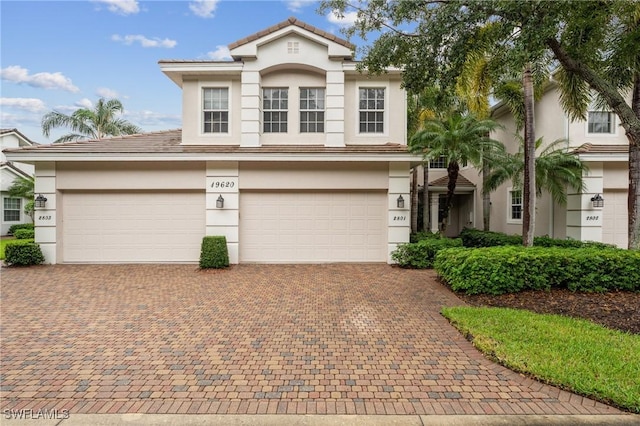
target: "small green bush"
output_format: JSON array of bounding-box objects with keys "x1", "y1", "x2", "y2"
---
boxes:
[
  {"x1": 7, "y1": 223, "x2": 34, "y2": 236},
  {"x1": 14, "y1": 228, "x2": 35, "y2": 239},
  {"x1": 392, "y1": 238, "x2": 462, "y2": 268},
  {"x1": 4, "y1": 242, "x2": 44, "y2": 266},
  {"x1": 200, "y1": 236, "x2": 229, "y2": 269},
  {"x1": 434, "y1": 246, "x2": 640, "y2": 295},
  {"x1": 459, "y1": 228, "x2": 616, "y2": 249},
  {"x1": 410, "y1": 231, "x2": 442, "y2": 243}
]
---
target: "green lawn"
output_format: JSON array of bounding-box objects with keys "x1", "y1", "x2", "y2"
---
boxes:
[
  {"x1": 0, "y1": 238, "x2": 34, "y2": 260},
  {"x1": 441, "y1": 306, "x2": 640, "y2": 413}
]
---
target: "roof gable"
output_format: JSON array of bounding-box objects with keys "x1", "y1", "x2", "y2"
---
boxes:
[
  {"x1": 228, "y1": 17, "x2": 354, "y2": 60},
  {"x1": 0, "y1": 128, "x2": 36, "y2": 147}
]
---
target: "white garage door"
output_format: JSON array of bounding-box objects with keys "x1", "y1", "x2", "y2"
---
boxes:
[
  {"x1": 63, "y1": 191, "x2": 205, "y2": 262},
  {"x1": 602, "y1": 190, "x2": 628, "y2": 248},
  {"x1": 240, "y1": 191, "x2": 387, "y2": 262}
]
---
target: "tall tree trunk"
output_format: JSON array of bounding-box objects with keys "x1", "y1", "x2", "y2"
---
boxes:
[
  {"x1": 423, "y1": 165, "x2": 429, "y2": 231},
  {"x1": 482, "y1": 153, "x2": 490, "y2": 231},
  {"x1": 522, "y1": 64, "x2": 536, "y2": 247},
  {"x1": 442, "y1": 161, "x2": 459, "y2": 233},
  {"x1": 629, "y1": 74, "x2": 640, "y2": 249},
  {"x1": 411, "y1": 168, "x2": 418, "y2": 234}
]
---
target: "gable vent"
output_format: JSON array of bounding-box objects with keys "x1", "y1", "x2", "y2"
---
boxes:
[{"x1": 287, "y1": 41, "x2": 299, "y2": 54}]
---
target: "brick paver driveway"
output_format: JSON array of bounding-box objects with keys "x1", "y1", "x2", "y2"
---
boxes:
[{"x1": 1, "y1": 264, "x2": 620, "y2": 416}]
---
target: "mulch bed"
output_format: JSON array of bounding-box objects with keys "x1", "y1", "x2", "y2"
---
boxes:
[{"x1": 455, "y1": 288, "x2": 640, "y2": 335}]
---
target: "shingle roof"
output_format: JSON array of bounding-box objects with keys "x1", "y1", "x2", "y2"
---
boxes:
[
  {"x1": 228, "y1": 16, "x2": 354, "y2": 51},
  {"x1": 4, "y1": 129, "x2": 410, "y2": 155},
  {"x1": 0, "y1": 128, "x2": 37, "y2": 145},
  {"x1": 429, "y1": 174, "x2": 475, "y2": 188},
  {"x1": 572, "y1": 144, "x2": 629, "y2": 154}
]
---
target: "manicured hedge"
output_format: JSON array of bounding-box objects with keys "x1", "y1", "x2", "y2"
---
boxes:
[
  {"x1": 392, "y1": 238, "x2": 462, "y2": 269},
  {"x1": 434, "y1": 246, "x2": 640, "y2": 294},
  {"x1": 14, "y1": 228, "x2": 35, "y2": 239},
  {"x1": 410, "y1": 231, "x2": 442, "y2": 243},
  {"x1": 7, "y1": 223, "x2": 34, "y2": 236},
  {"x1": 200, "y1": 236, "x2": 229, "y2": 269},
  {"x1": 459, "y1": 228, "x2": 615, "y2": 249},
  {"x1": 4, "y1": 242, "x2": 44, "y2": 266}
]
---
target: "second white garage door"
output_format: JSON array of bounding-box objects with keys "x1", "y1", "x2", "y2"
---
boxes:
[
  {"x1": 240, "y1": 191, "x2": 387, "y2": 262},
  {"x1": 62, "y1": 191, "x2": 205, "y2": 262}
]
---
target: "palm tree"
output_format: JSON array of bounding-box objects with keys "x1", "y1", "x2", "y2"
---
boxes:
[
  {"x1": 409, "y1": 112, "x2": 504, "y2": 232},
  {"x1": 7, "y1": 176, "x2": 35, "y2": 221},
  {"x1": 485, "y1": 137, "x2": 588, "y2": 206},
  {"x1": 41, "y1": 98, "x2": 142, "y2": 143}
]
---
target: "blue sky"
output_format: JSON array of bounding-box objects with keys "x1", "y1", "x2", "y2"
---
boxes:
[{"x1": 1, "y1": 0, "x2": 362, "y2": 144}]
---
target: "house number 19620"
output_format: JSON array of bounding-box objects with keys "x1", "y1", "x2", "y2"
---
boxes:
[{"x1": 211, "y1": 181, "x2": 235, "y2": 189}]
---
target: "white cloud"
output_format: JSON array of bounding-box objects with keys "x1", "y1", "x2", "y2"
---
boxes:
[
  {"x1": 0, "y1": 65, "x2": 80, "y2": 93},
  {"x1": 75, "y1": 98, "x2": 94, "y2": 109},
  {"x1": 285, "y1": 0, "x2": 316, "y2": 12},
  {"x1": 189, "y1": 0, "x2": 219, "y2": 18},
  {"x1": 112, "y1": 34, "x2": 177, "y2": 48},
  {"x1": 96, "y1": 87, "x2": 120, "y2": 98},
  {"x1": 125, "y1": 110, "x2": 181, "y2": 127},
  {"x1": 92, "y1": 0, "x2": 140, "y2": 15},
  {"x1": 0, "y1": 97, "x2": 47, "y2": 112},
  {"x1": 327, "y1": 10, "x2": 358, "y2": 27},
  {"x1": 206, "y1": 45, "x2": 232, "y2": 61}
]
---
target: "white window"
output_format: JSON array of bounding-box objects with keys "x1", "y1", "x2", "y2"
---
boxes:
[
  {"x1": 359, "y1": 88, "x2": 385, "y2": 133},
  {"x1": 300, "y1": 88, "x2": 325, "y2": 133},
  {"x1": 287, "y1": 41, "x2": 299, "y2": 54},
  {"x1": 509, "y1": 189, "x2": 523, "y2": 222},
  {"x1": 429, "y1": 156, "x2": 447, "y2": 169},
  {"x1": 203, "y1": 88, "x2": 229, "y2": 133},
  {"x1": 587, "y1": 111, "x2": 615, "y2": 134},
  {"x1": 263, "y1": 88, "x2": 288, "y2": 133},
  {"x1": 3, "y1": 197, "x2": 21, "y2": 222}
]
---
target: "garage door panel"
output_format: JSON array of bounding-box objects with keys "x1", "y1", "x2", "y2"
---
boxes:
[
  {"x1": 602, "y1": 190, "x2": 627, "y2": 248},
  {"x1": 63, "y1": 192, "x2": 205, "y2": 262},
  {"x1": 240, "y1": 191, "x2": 387, "y2": 262}
]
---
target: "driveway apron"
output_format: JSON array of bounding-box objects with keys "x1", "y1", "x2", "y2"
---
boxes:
[{"x1": 0, "y1": 264, "x2": 621, "y2": 416}]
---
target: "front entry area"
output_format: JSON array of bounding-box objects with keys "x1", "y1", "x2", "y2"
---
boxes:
[{"x1": 239, "y1": 191, "x2": 387, "y2": 262}]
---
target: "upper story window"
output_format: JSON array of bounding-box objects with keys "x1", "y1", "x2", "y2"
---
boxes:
[
  {"x1": 588, "y1": 111, "x2": 615, "y2": 134},
  {"x1": 359, "y1": 88, "x2": 385, "y2": 133},
  {"x1": 263, "y1": 88, "x2": 288, "y2": 133},
  {"x1": 429, "y1": 156, "x2": 447, "y2": 169},
  {"x1": 203, "y1": 88, "x2": 229, "y2": 133},
  {"x1": 3, "y1": 197, "x2": 21, "y2": 222},
  {"x1": 287, "y1": 41, "x2": 299, "y2": 54},
  {"x1": 300, "y1": 88, "x2": 325, "y2": 133}
]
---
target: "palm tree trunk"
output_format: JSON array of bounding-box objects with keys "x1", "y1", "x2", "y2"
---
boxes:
[
  {"x1": 423, "y1": 165, "x2": 429, "y2": 232},
  {"x1": 522, "y1": 64, "x2": 536, "y2": 247},
  {"x1": 629, "y1": 73, "x2": 640, "y2": 249},
  {"x1": 482, "y1": 150, "x2": 490, "y2": 231},
  {"x1": 411, "y1": 168, "x2": 418, "y2": 234},
  {"x1": 443, "y1": 161, "x2": 459, "y2": 233}
]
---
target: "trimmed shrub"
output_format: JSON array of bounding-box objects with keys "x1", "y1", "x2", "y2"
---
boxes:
[
  {"x1": 410, "y1": 231, "x2": 442, "y2": 243},
  {"x1": 4, "y1": 242, "x2": 44, "y2": 266},
  {"x1": 14, "y1": 228, "x2": 35, "y2": 239},
  {"x1": 200, "y1": 236, "x2": 229, "y2": 269},
  {"x1": 434, "y1": 246, "x2": 640, "y2": 295},
  {"x1": 7, "y1": 223, "x2": 34, "y2": 236},
  {"x1": 392, "y1": 238, "x2": 462, "y2": 269},
  {"x1": 459, "y1": 228, "x2": 616, "y2": 249}
]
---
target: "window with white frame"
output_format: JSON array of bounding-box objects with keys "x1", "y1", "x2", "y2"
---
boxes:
[
  {"x1": 509, "y1": 189, "x2": 523, "y2": 221},
  {"x1": 429, "y1": 156, "x2": 447, "y2": 169},
  {"x1": 263, "y1": 88, "x2": 288, "y2": 133},
  {"x1": 300, "y1": 88, "x2": 325, "y2": 133},
  {"x1": 358, "y1": 88, "x2": 385, "y2": 133},
  {"x1": 3, "y1": 197, "x2": 21, "y2": 222},
  {"x1": 203, "y1": 88, "x2": 229, "y2": 133},
  {"x1": 587, "y1": 111, "x2": 615, "y2": 134}
]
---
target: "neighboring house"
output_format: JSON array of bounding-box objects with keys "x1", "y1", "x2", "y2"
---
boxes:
[
  {"x1": 1, "y1": 128, "x2": 36, "y2": 235},
  {"x1": 4, "y1": 18, "x2": 418, "y2": 264},
  {"x1": 490, "y1": 86, "x2": 630, "y2": 248}
]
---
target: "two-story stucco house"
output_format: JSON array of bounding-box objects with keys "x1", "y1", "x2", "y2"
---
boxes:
[
  {"x1": 489, "y1": 84, "x2": 630, "y2": 248},
  {"x1": 4, "y1": 18, "x2": 419, "y2": 264},
  {"x1": 1, "y1": 128, "x2": 36, "y2": 236}
]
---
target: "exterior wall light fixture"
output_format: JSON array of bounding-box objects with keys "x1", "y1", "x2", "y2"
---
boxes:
[
  {"x1": 35, "y1": 194, "x2": 48, "y2": 208},
  {"x1": 591, "y1": 193, "x2": 604, "y2": 208},
  {"x1": 216, "y1": 195, "x2": 225, "y2": 209},
  {"x1": 397, "y1": 195, "x2": 405, "y2": 209}
]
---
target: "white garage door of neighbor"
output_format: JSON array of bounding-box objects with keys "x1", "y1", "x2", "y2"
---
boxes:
[
  {"x1": 240, "y1": 191, "x2": 387, "y2": 262},
  {"x1": 602, "y1": 190, "x2": 628, "y2": 248},
  {"x1": 63, "y1": 192, "x2": 205, "y2": 262}
]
